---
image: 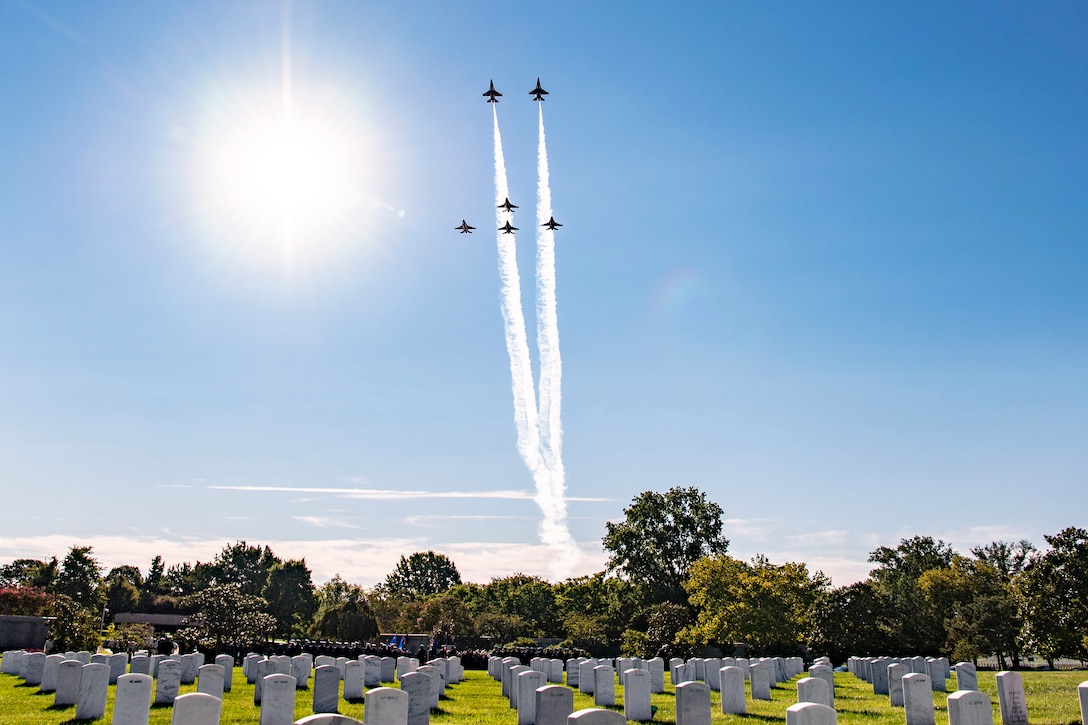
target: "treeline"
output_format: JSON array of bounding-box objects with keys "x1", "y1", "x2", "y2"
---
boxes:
[{"x1": 1, "y1": 487, "x2": 1086, "y2": 668}]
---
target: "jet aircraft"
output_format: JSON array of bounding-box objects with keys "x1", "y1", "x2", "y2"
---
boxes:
[
  {"x1": 499, "y1": 221, "x2": 518, "y2": 234},
  {"x1": 483, "y1": 80, "x2": 502, "y2": 103},
  {"x1": 542, "y1": 216, "x2": 562, "y2": 231},
  {"x1": 530, "y1": 78, "x2": 548, "y2": 101},
  {"x1": 497, "y1": 198, "x2": 519, "y2": 212},
  {"x1": 455, "y1": 220, "x2": 475, "y2": 234}
]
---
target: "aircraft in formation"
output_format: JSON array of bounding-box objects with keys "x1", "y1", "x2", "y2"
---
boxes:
[
  {"x1": 483, "y1": 80, "x2": 502, "y2": 103},
  {"x1": 455, "y1": 220, "x2": 475, "y2": 234},
  {"x1": 530, "y1": 78, "x2": 548, "y2": 101},
  {"x1": 497, "y1": 198, "x2": 519, "y2": 213},
  {"x1": 499, "y1": 221, "x2": 518, "y2": 235},
  {"x1": 542, "y1": 216, "x2": 562, "y2": 231}
]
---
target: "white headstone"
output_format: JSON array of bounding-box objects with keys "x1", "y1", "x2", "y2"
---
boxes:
[
  {"x1": 750, "y1": 661, "x2": 772, "y2": 700},
  {"x1": 798, "y1": 676, "x2": 832, "y2": 708},
  {"x1": 24, "y1": 652, "x2": 45, "y2": 685},
  {"x1": 417, "y1": 664, "x2": 443, "y2": 709},
  {"x1": 365, "y1": 656, "x2": 383, "y2": 688},
  {"x1": 55, "y1": 659, "x2": 83, "y2": 706},
  {"x1": 215, "y1": 654, "x2": 233, "y2": 691},
  {"x1": 179, "y1": 653, "x2": 199, "y2": 684},
  {"x1": 948, "y1": 689, "x2": 994, "y2": 725},
  {"x1": 623, "y1": 668, "x2": 652, "y2": 722},
  {"x1": 156, "y1": 658, "x2": 183, "y2": 705},
  {"x1": 130, "y1": 655, "x2": 150, "y2": 676},
  {"x1": 903, "y1": 673, "x2": 935, "y2": 725},
  {"x1": 809, "y1": 664, "x2": 835, "y2": 704},
  {"x1": 401, "y1": 671, "x2": 431, "y2": 725},
  {"x1": 548, "y1": 658, "x2": 564, "y2": 684},
  {"x1": 398, "y1": 656, "x2": 412, "y2": 680},
  {"x1": 870, "y1": 658, "x2": 890, "y2": 696},
  {"x1": 566, "y1": 658, "x2": 581, "y2": 688},
  {"x1": 578, "y1": 660, "x2": 597, "y2": 694},
  {"x1": 995, "y1": 671, "x2": 1029, "y2": 725},
  {"x1": 197, "y1": 663, "x2": 225, "y2": 698},
  {"x1": 703, "y1": 658, "x2": 722, "y2": 691},
  {"x1": 380, "y1": 657, "x2": 397, "y2": 683},
  {"x1": 343, "y1": 660, "x2": 365, "y2": 700},
  {"x1": 76, "y1": 662, "x2": 110, "y2": 721},
  {"x1": 296, "y1": 716, "x2": 364, "y2": 725},
  {"x1": 567, "y1": 709, "x2": 626, "y2": 725},
  {"x1": 956, "y1": 662, "x2": 979, "y2": 692},
  {"x1": 254, "y1": 659, "x2": 278, "y2": 704},
  {"x1": 171, "y1": 692, "x2": 223, "y2": 725},
  {"x1": 364, "y1": 686, "x2": 408, "y2": 725},
  {"x1": 720, "y1": 666, "x2": 746, "y2": 715},
  {"x1": 113, "y1": 673, "x2": 153, "y2": 725},
  {"x1": 647, "y1": 657, "x2": 665, "y2": 694},
  {"x1": 593, "y1": 665, "x2": 616, "y2": 707},
  {"x1": 40, "y1": 653, "x2": 64, "y2": 692},
  {"x1": 108, "y1": 652, "x2": 130, "y2": 684},
  {"x1": 675, "y1": 681, "x2": 711, "y2": 725},
  {"x1": 1079, "y1": 681, "x2": 1088, "y2": 725},
  {"x1": 291, "y1": 654, "x2": 313, "y2": 688},
  {"x1": 313, "y1": 665, "x2": 341, "y2": 714},
  {"x1": 536, "y1": 685, "x2": 574, "y2": 725},
  {"x1": 260, "y1": 673, "x2": 298, "y2": 725},
  {"x1": 786, "y1": 702, "x2": 837, "y2": 725},
  {"x1": 518, "y1": 669, "x2": 548, "y2": 725},
  {"x1": 889, "y1": 663, "x2": 909, "y2": 707}
]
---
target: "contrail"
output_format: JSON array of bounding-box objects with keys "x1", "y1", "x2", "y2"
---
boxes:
[
  {"x1": 492, "y1": 104, "x2": 578, "y2": 579},
  {"x1": 492, "y1": 106, "x2": 544, "y2": 477},
  {"x1": 534, "y1": 105, "x2": 578, "y2": 576}
]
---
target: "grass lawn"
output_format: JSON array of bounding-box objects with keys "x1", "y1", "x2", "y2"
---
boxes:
[{"x1": 0, "y1": 664, "x2": 1085, "y2": 725}]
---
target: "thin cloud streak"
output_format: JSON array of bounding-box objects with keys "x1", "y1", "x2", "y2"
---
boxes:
[{"x1": 208, "y1": 484, "x2": 611, "y2": 502}]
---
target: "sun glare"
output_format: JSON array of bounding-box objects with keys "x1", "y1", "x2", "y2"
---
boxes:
[{"x1": 193, "y1": 85, "x2": 378, "y2": 271}]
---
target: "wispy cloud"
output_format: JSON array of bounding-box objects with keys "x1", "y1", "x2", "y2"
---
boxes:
[
  {"x1": 789, "y1": 530, "x2": 849, "y2": 546},
  {"x1": 293, "y1": 516, "x2": 364, "y2": 531},
  {"x1": 404, "y1": 514, "x2": 536, "y2": 527},
  {"x1": 208, "y1": 485, "x2": 611, "y2": 503}
]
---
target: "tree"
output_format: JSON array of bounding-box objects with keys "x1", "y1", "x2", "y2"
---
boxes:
[
  {"x1": 49, "y1": 594, "x2": 101, "y2": 651},
  {"x1": 0, "y1": 558, "x2": 57, "y2": 589},
  {"x1": 208, "y1": 541, "x2": 280, "y2": 597},
  {"x1": 0, "y1": 585, "x2": 54, "y2": 616},
  {"x1": 683, "y1": 555, "x2": 827, "y2": 656},
  {"x1": 179, "y1": 583, "x2": 275, "y2": 650},
  {"x1": 482, "y1": 574, "x2": 560, "y2": 637},
  {"x1": 263, "y1": 559, "x2": 317, "y2": 637},
  {"x1": 555, "y1": 572, "x2": 642, "y2": 641},
  {"x1": 103, "y1": 566, "x2": 144, "y2": 615},
  {"x1": 867, "y1": 536, "x2": 955, "y2": 655},
  {"x1": 383, "y1": 551, "x2": 462, "y2": 601},
  {"x1": 807, "y1": 581, "x2": 893, "y2": 664},
  {"x1": 603, "y1": 486, "x2": 729, "y2": 605},
  {"x1": 415, "y1": 594, "x2": 473, "y2": 644},
  {"x1": 1018, "y1": 526, "x2": 1088, "y2": 664},
  {"x1": 53, "y1": 546, "x2": 104, "y2": 613},
  {"x1": 645, "y1": 602, "x2": 693, "y2": 656}
]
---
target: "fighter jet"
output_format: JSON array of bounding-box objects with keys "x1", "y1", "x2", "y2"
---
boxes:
[
  {"x1": 499, "y1": 221, "x2": 518, "y2": 234},
  {"x1": 530, "y1": 78, "x2": 548, "y2": 101},
  {"x1": 497, "y1": 198, "x2": 519, "y2": 213},
  {"x1": 483, "y1": 80, "x2": 502, "y2": 103},
  {"x1": 455, "y1": 220, "x2": 475, "y2": 234},
  {"x1": 541, "y1": 216, "x2": 562, "y2": 231}
]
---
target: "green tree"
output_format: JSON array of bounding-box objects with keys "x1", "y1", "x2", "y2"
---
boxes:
[
  {"x1": 0, "y1": 558, "x2": 58, "y2": 589},
  {"x1": 54, "y1": 546, "x2": 105, "y2": 613},
  {"x1": 807, "y1": 581, "x2": 893, "y2": 664},
  {"x1": 103, "y1": 566, "x2": 144, "y2": 615},
  {"x1": 474, "y1": 612, "x2": 530, "y2": 644},
  {"x1": 264, "y1": 559, "x2": 317, "y2": 637},
  {"x1": 310, "y1": 582, "x2": 379, "y2": 643},
  {"x1": 645, "y1": 602, "x2": 693, "y2": 655},
  {"x1": 684, "y1": 554, "x2": 827, "y2": 656},
  {"x1": 383, "y1": 551, "x2": 462, "y2": 601},
  {"x1": 603, "y1": 486, "x2": 729, "y2": 605},
  {"x1": 482, "y1": 574, "x2": 560, "y2": 637},
  {"x1": 0, "y1": 585, "x2": 54, "y2": 616},
  {"x1": 867, "y1": 536, "x2": 955, "y2": 655},
  {"x1": 179, "y1": 583, "x2": 275, "y2": 650},
  {"x1": 1018, "y1": 526, "x2": 1088, "y2": 664},
  {"x1": 208, "y1": 541, "x2": 281, "y2": 597},
  {"x1": 415, "y1": 593, "x2": 473, "y2": 644},
  {"x1": 555, "y1": 572, "x2": 642, "y2": 640},
  {"x1": 49, "y1": 594, "x2": 102, "y2": 651}
]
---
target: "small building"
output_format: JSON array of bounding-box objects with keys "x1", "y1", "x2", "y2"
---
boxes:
[{"x1": 0, "y1": 614, "x2": 52, "y2": 650}]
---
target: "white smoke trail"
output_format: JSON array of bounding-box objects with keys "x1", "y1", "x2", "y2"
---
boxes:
[
  {"x1": 534, "y1": 105, "x2": 578, "y2": 577},
  {"x1": 492, "y1": 106, "x2": 544, "y2": 477},
  {"x1": 491, "y1": 104, "x2": 578, "y2": 580}
]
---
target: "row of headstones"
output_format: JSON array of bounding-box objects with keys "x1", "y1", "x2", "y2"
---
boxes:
[
  {"x1": 489, "y1": 654, "x2": 843, "y2": 725},
  {"x1": 850, "y1": 654, "x2": 1088, "y2": 725}
]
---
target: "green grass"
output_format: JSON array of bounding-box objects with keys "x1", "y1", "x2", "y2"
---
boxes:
[{"x1": 0, "y1": 666, "x2": 1085, "y2": 724}]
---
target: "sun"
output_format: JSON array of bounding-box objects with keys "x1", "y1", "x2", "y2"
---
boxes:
[{"x1": 192, "y1": 84, "x2": 378, "y2": 270}]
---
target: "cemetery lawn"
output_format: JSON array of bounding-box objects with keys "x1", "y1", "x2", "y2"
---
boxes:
[{"x1": 2, "y1": 668, "x2": 1086, "y2": 725}]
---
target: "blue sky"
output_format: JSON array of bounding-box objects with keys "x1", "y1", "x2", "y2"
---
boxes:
[{"x1": 1, "y1": 1, "x2": 1086, "y2": 587}]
